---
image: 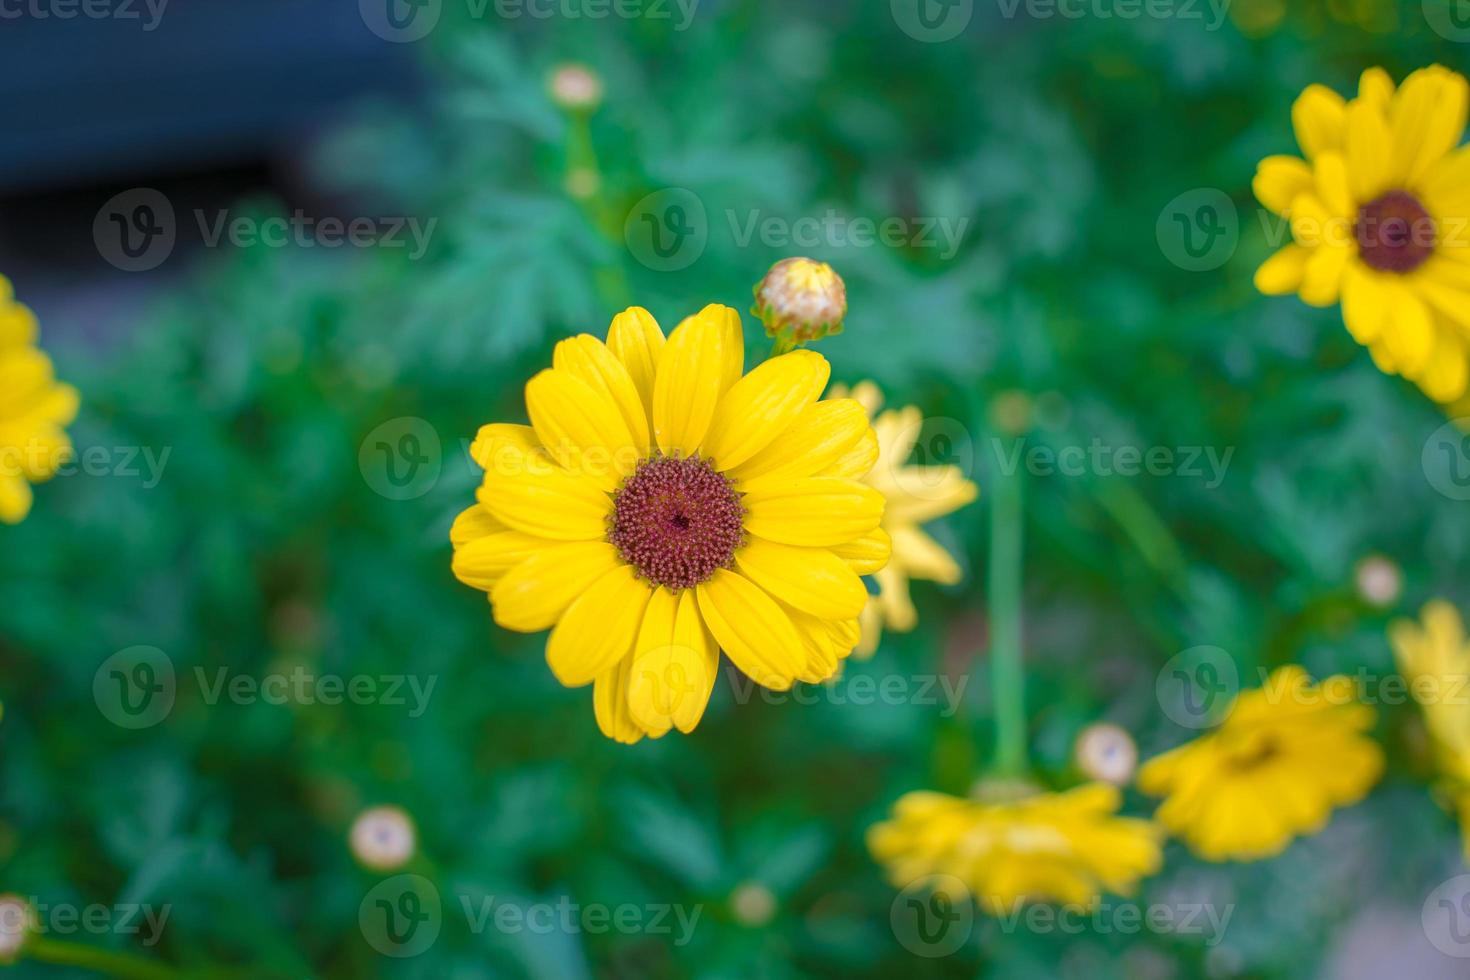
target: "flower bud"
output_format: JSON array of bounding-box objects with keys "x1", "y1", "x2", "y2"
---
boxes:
[
  {"x1": 1354, "y1": 554, "x2": 1402, "y2": 609},
  {"x1": 729, "y1": 881, "x2": 776, "y2": 927},
  {"x1": 349, "y1": 805, "x2": 417, "y2": 871},
  {"x1": 1074, "y1": 723, "x2": 1138, "y2": 786},
  {"x1": 548, "y1": 63, "x2": 603, "y2": 112},
  {"x1": 752, "y1": 258, "x2": 847, "y2": 345},
  {"x1": 0, "y1": 894, "x2": 35, "y2": 965}
]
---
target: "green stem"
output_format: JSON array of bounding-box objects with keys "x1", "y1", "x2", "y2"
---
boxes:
[
  {"x1": 562, "y1": 109, "x2": 631, "y2": 310},
  {"x1": 24, "y1": 936, "x2": 178, "y2": 980},
  {"x1": 767, "y1": 334, "x2": 796, "y2": 359},
  {"x1": 988, "y1": 446, "x2": 1027, "y2": 777}
]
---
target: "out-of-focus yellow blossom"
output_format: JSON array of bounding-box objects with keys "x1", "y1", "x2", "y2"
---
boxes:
[
  {"x1": 0, "y1": 277, "x2": 79, "y2": 524},
  {"x1": 1391, "y1": 600, "x2": 1470, "y2": 860},
  {"x1": 1139, "y1": 666, "x2": 1383, "y2": 861},
  {"x1": 867, "y1": 782, "x2": 1162, "y2": 915},
  {"x1": 1253, "y1": 66, "x2": 1470, "y2": 408},
  {"x1": 828, "y1": 381, "x2": 977, "y2": 658}
]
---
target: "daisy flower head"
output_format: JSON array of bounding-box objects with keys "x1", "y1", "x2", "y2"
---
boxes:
[
  {"x1": 451, "y1": 304, "x2": 890, "y2": 742},
  {"x1": 0, "y1": 276, "x2": 79, "y2": 525},
  {"x1": 1139, "y1": 665, "x2": 1384, "y2": 862},
  {"x1": 1254, "y1": 66, "x2": 1470, "y2": 405},
  {"x1": 1391, "y1": 600, "x2": 1470, "y2": 858},
  {"x1": 828, "y1": 381, "x2": 978, "y2": 658},
  {"x1": 867, "y1": 782, "x2": 1162, "y2": 915}
]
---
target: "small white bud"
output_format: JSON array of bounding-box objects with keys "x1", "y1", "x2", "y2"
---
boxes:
[{"x1": 349, "y1": 805, "x2": 417, "y2": 871}]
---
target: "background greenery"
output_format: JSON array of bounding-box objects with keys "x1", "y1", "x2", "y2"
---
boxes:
[{"x1": 4, "y1": 0, "x2": 1470, "y2": 976}]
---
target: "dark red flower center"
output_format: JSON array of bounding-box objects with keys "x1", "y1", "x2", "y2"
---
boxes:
[
  {"x1": 608, "y1": 454, "x2": 745, "y2": 590},
  {"x1": 1355, "y1": 190, "x2": 1437, "y2": 273}
]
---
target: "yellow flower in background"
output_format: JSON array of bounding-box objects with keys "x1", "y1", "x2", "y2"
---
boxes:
[
  {"x1": 1391, "y1": 600, "x2": 1470, "y2": 859},
  {"x1": 451, "y1": 304, "x2": 889, "y2": 743},
  {"x1": 1254, "y1": 66, "x2": 1470, "y2": 406},
  {"x1": 867, "y1": 782, "x2": 1162, "y2": 915},
  {"x1": 1139, "y1": 666, "x2": 1383, "y2": 862},
  {"x1": 829, "y1": 382, "x2": 977, "y2": 658},
  {"x1": 0, "y1": 277, "x2": 79, "y2": 525}
]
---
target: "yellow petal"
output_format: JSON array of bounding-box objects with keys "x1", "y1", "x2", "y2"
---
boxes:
[
  {"x1": 553, "y1": 334, "x2": 651, "y2": 454},
  {"x1": 1421, "y1": 146, "x2": 1470, "y2": 215},
  {"x1": 1341, "y1": 264, "x2": 1391, "y2": 345},
  {"x1": 882, "y1": 465, "x2": 979, "y2": 524},
  {"x1": 831, "y1": 526, "x2": 892, "y2": 575},
  {"x1": 1252, "y1": 156, "x2": 1314, "y2": 216},
  {"x1": 824, "y1": 425, "x2": 879, "y2": 480},
  {"x1": 1378, "y1": 285, "x2": 1436, "y2": 373},
  {"x1": 490, "y1": 541, "x2": 622, "y2": 632},
  {"x1": 652, "y1": 309, "x2": 731, "y2": 456},
  {"x1": 469, "y1": 423, "x2": 539, "y2": 472},
  {"x1": 1254, "y1": 244, "x2": 1309, "y2": 296},
  {"x1": 702, "y1": 350, "x2": 830, "y2": 470},
  {"x1": 698, "y1": 303, "x2": 746, "y2": 392},
  {"x1": 1358, "y1": 67, "x2": 1394, "y2": 110},
  {"x1": 1345, "y1": 98, "x2": 1393, "y2": 204},
  {"x1": 593, "y1": 655, "x2": 645, "y2": 744},
  {"x1": 1416, "y1": 332, "x2": 1469, "y2": 403},
  {"x1": 732, "y1": 398, "x2": 872, "y2": 482},
  {"x1": 524, "y1": 368, "x2": 637, "y2": 490},
  {"x1": 696, "y1": 568, "x2": 806, "y2": 690},
  {"x1": 853, "y1": 601, "x2": 881, "y2": 660},
  {"x1": 734, "y1": 537, "x2": 868, "y2": 620},
  {"x1": 0, "y1": 298, "x2": 37, "y2": 349},
  {"x1": 477, "y1": 447, "x2": 611, "y2": 541},
  {"x1": 0, "y1": 474, "x2": 33, "y2": 524},
  {"x1": 627, "y1": 588, "x2": 718, "y2": 736},
  {"x1": 451, "y1": 530, "x2": 550, "y2": 592},
  {"x1": 875, "y1": 565, "x2": 917, "y2": 632},
  {"x1": 546, "y1": 564, "x2": 652, "y2": 687},
  {"x1": 742, "y1": 476, "x2": 885, "y2": 547},
  {"x1": 1391, "y1": 66, "x2": 1469, "y2": 187},
  {"x1": 1298, "y1": 241, "x2": 1351, "y2": 307},
  {"x1": 1313, "y1": 152, "x2": 1354, "y2": 218},
  {"x1": 1291, "y1": 84, "x2": 1347, "y2": 160},
  {"x1": 891, "y1": 525, "x2": 963, "y2": 585},
  {"x1": 784, "y1": 601, "x2": 839, "y2": 684},
  {"x1": 606, "y1": 306, "x2": 665, "y2": 425},
  {"x1": 450, "y1": 503, "x2": 506, "y2": 546}
]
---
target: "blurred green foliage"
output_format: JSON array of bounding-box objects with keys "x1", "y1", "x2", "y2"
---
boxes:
[{"x1": 4, "y1": 1, "x2": 1470, "y2": 977}]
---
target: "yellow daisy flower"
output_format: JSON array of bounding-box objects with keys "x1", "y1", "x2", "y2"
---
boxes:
[
  {"x1": 867, "y1": 782, "x2": 1162, "y2": 915},
  {"x1": 0, "y1": 277, "x2": 79, "y2": 525},
  {"x1": 1139, "y1": 665, "x2": 1384, "y2": 862},
  {"x1": 451, "y1": 303, "x2": 890, "y2": 743},
  {"x1": 1391, "y1": 600, "x2": 1470, "y2": 859},
  {"x1": 829, "y1": 382, "x2": 977, "y2": 658},
  {"x1": 1254, "y1": 65, "x2": 1470, "y2": 405}
]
